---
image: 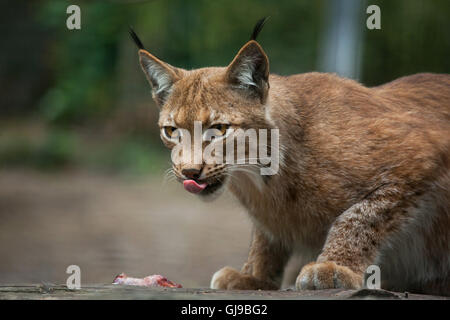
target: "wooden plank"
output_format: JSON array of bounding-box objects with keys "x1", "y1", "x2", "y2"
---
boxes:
[{"x1": 0, "y1": 285, "x2": 448, "y2": 300}]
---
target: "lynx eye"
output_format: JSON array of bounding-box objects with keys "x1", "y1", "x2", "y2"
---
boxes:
[
  {"x1": 162, "y1": 126, "x2": 180, "y2": 140},
  {"x1": 209, "y1": 124, "x2": 230, "y2": 136},
  {"x1": 204, "y1": 124, "x2": 230, "y2": 141}
]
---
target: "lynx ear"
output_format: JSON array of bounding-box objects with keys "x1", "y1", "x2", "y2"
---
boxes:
[
  {"x1": 225, "y1": 40, "x2": 270, "y2": 102},
  {"x1": 139, "y1": 50, "x2": 181, "y2": 106}
]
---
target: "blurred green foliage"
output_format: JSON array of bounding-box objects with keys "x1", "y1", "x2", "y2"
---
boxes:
[
  {"x1": 1, "y1": 0, "x2": 449, "y2": 173},
  {"x1": 0, "y1": 130, "x2": 77, "y2": 170},
  {"x1": 36, "y1": 0, "x2": 134, "y2": 124},
  {"x1": 363, "y1": 0, "x2": 450, "y2": 85},
  {"x1": 0, "y1": 127, "x2": 166, "y2": 175}
]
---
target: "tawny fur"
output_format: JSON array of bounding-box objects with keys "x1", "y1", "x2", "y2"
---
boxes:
[{"x1": 136, "y1": 39, "x2": 450, "y2": 295}]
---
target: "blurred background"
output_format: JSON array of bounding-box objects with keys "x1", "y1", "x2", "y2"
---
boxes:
[{"x1": 0, "y1": 0, "x2": 449, "y2": 287}]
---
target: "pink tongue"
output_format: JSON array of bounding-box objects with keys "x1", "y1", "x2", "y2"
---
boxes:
[{"x1": 183, "y1": 180, "x2": 208, "y2": 194}]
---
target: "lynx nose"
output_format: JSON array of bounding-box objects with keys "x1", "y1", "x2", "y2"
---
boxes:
[{"x1": 182, "y1": 168, "x2": 202, "y2": 180}]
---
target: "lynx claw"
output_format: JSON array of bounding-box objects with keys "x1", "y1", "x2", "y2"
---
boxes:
[{"x1": 296, "y1": 261, "x2": 363, "y2": 290}]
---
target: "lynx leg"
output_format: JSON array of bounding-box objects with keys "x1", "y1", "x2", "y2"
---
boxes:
[
  {"x1": 296, "y1": 185, "x2": 419, "y2": 290},
  {"x1": 211, "y1": 228, "x2": 290, "y2": 290}
]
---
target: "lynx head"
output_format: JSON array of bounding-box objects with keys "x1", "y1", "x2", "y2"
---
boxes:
[{"x1": 132, "y1": 18, "x2": 277, "y2": 198}]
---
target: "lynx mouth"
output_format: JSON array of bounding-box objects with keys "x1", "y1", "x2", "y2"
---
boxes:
[
  {"x1": 183, "y1": 180, "x2": 208, "y2": 194},
  {"x1": 182, "y1": 178, "x2": 225, "y2": 196}
]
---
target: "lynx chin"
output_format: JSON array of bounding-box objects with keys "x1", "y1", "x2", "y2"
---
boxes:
[{"x1": 131, "y1": 18, "x2": 450, "y2": 295}]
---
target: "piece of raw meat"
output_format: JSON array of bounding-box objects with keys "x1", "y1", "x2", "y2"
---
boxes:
[{"x1": 112, "y1": 273, "x2": 182, "y2": 288}]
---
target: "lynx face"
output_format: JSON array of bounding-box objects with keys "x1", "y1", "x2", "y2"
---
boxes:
[{"x1": 138, "y1": 41, "x2": 271, "y2": 197}]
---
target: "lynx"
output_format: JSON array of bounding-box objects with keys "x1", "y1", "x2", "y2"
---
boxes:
[{"x1": 131, "y1": 19, "x2": 450, "y2": 295}]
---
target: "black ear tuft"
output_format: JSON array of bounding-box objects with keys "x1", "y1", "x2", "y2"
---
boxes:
[
  {"x1": 129, "y1": 26, "x2": 145, "y2": 50},
  {"x1": 250, "y1": 16, "x2": 270, "y2": 41}
]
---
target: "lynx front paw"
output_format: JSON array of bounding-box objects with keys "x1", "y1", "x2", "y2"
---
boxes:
[
  {"x1": 296, "y1": 261, "x2": 363, "y2": 290},
  {"x1": 210, "y1": 266, "x2": 278, "y2": 290}
]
